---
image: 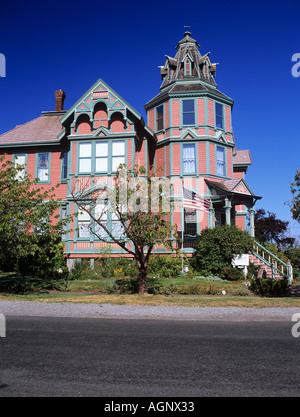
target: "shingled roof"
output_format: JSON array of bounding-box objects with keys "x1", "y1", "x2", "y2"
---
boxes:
[
  {"x1": 233, "y1": 150, "x2": 252, "y2": 166},
  {"x1": 0, "y1": 113, "x2": 65, "y2": 146}
]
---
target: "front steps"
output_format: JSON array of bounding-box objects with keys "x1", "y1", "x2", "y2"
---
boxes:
[{"x1": 249, "y1": 241, "x2": 293, "y2": 283}]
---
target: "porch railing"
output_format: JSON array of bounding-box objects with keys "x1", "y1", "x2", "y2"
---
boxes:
[{"x1": 251, "y1": 241, "x2": 293, "y2": 283}]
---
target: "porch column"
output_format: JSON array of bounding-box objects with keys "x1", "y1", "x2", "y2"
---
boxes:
[
  {"x1": 224, "y1": 198, "x2": 231, "y2": 225},
  {"x1": 209, "y1": 205, "x2": 215, "y2": 228},
  {"x1": 249, "y1": 207, "x2": 255, "y2": 237}
]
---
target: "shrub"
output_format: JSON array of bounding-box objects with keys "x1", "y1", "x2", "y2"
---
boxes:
[
  {"x1": 191, "y1": 225, "x2": 254, "y2": 276},
  {"x1": 220, "y1": 267, "x2": 244, "y2": 281},
  {"x1": 148, "y1": 255, "x2": 182, "y2": 278},
  {"x1": 115, "y1": 277, "x2": 162, "y2": 294},
  {"x1": 249, "y1": 278, "x2": 290, "y2": 297}
]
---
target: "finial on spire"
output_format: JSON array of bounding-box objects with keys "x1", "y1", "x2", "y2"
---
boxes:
[{"x1": 184, "y1": 25, "x2": 191, "y2": 36}]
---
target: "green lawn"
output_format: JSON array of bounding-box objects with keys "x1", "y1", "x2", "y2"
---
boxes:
[{"x1": 1, "y1": 274, "x2": 300, "y2": 307}]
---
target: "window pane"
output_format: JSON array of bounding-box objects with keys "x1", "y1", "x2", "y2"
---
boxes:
[
  {"x1": 96, "y1": 142, "x2": 108, "y2": 157},
  {"x1": 79, "y1": 222, "x2": 90, "y2": 238},
  {"x1": 112, "y1": 141, "x2": 125, "y2": 156},
  {"x1": 216, "y1": 147, "x2": 225, "y2": 176},
  {"x1": 15, "y1": 154, "x2": 26, "y2": 166},
  {"x1": 79, "y1": 158, "x2": 91, "y2": 173},
  {"x1": 15, "y1": 154, "x2": 26, "y2": 180},
  {"x1": 183, "y1": 112, "x2": 195, "y2": 125},
  {"x1": 79, "y1": 143, "x2": 91, "y2": 157},
  {"x1": 112, "y1": 156, "x2": 125, "y2": 171},
  {"x1": 95, "y1": 202, "x2": 108, "y2": 221},
  {"x1": 37, "y1": 153, "x2": 49, "y2": 181},
  {"x1": 156, "y1": 105, "x2": 164, "y2": 131},
  {"x1": 112, "y1": 221, "x2": 125, "y2": 238},
  {"x1": 215, "y1": 103, "x2": 224, "y2": 129},
  {"x1": 182, "y1": 100, "x2": 195, "y2": 125},
  {"x1": 183, "y1": 144, "x2": 196, "y2": 174},
  {"x1": 95, "y1": 157, "x2": 108, "y2": 172},
  {"x1": 183, "y1": 100, "x2": 194, "y2": 112}
]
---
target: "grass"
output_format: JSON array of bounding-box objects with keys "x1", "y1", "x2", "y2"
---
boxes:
[
  {"x1": 1, "y1": 274, "x2": 300, "y2": 307},
  {"x1": 1, "y1": 290, "x2": 300, "y2": 308}
]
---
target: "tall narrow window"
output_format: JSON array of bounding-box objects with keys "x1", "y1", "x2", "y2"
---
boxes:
[
  {"x1": 79, "y1": 143, "x2": 92, "y2": 173},
  {"x1": 183, "y1": 144, "x2": 196, "y2": 174},
  {"x1": 14, "y1": 154, "x2": 26, "y2": 180},
  {"x1": 95, "y1": 142, "x2": 108, "y2": 172},
  {"x1": 61, "y1": 151, "x2": 68, "y2": 180},
  {"x1": 95, "y1": 200, "x2": 108, "y2": 239},
  {"x1": 61, "y1": 206, "x2": 67, "y2": 240},
  {"x1": 215, "y1": 102, "x2": 224, "y2": 129},
  {"x1": 182, "y1": 100, "x2": 195, "y2": 125},
  {"x1": 112, "y1": 141, "x2": 125, "y2": 171},
  {"x1": 156, "y1": 105, "x2": 164, "y2": 131},
  {"x1": 216, "y1": 146, "x2": 225, "y2": 176},
  {"x1": 185, "y1": 59, "x2": 191, "y2": 75},
  {"x1": 184, "y1": 209, "x2": 197, "y2": 236},
  {"x1": 37, "y1": 153, "x2": 49, "y2": 182},
  {"x1": 78, "y1": 206, "x2": 90, "y2": 238}
]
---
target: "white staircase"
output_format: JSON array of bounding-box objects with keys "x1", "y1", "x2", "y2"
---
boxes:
[{"x1": 250, "y1": 241, "x2": 293, "y2": 283}]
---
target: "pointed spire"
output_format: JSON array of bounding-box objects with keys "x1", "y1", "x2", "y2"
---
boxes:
[{"x1": 176, "y1": 29, "x2": 200, "y2": 50}]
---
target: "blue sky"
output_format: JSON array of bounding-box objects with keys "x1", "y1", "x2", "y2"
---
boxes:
[{"x1": 1, "y1": 0, "x2": 300, "y2": 238}]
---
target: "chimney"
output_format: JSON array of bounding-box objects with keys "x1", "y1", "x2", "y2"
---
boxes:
[{"x1": 54, "y1": 90, "x2": 66, "y2": 112}]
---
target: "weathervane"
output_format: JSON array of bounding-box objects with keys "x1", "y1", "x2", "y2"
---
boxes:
[{"x1": 184, "y1": 25, "x2": 191, "y2": 33}]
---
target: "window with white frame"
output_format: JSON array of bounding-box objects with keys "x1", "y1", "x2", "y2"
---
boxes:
[
  {"x1": 78, "y1": 206, "x2": 91, "y2": 238},
  {"x1": 94, "y1": 200, "x2": 108, "y2": 239},
  {"x1": 216, "y1": 146, "x2": 225, "y2": 176},
  {"x1": 14, "y1": 154, "x2": 26, "y2": 180},
  {"x1": 183, "y1": 143, "x2": 196, "y2": 174},
  {"x1": 95, "y1": 142, "x2": 108, "y2": 172},
  {"x1": 79, "y1": 143, "x2": 92, "y2": 173},
  {"x1": 112, "y1": 141, "x2": 125, "y2": 172},
  {"x1": 37, "y1": 153, "x2": 49, "y2": 181}
]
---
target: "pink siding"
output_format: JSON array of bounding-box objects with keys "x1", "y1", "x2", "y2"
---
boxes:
[
  {"x1": 78, "y1": 119, "x2": 92, "y2": 135},
  {"x1": 208, "y1": 99, "x2": 214, "y2": 126},
  {"x1": 165, "y1": 102, "x2": 169, "y2": 129},
  {"x1": 165, "y1": 146, "x2": 170, "y2": 176},
  {"x1": 225, "y1": 105, "x2": 231, "y2": 132},
  {"x1": 227, "y1": 148, "x2": 232, "y2": 178},
  {"x1": 148, "y1": 109, "x2": 155, "y2": 130},
  {"x1": 209, "y1": 143, "x2": 215, "y2": 175},
  {"x1": 198, "y1": 142, "x2": 206, "y2": 174},
  {"x1": 127, "y1": 139, "x2": 132, "y2": 169},
  {"x1": 172, "y1": 100, "x2": 180, "y2": 126},
  {"x1": 197, "y1": 98, "x2": 205, "y2": 125},
  {"x1": 172, "y1": 143, "x2": 180, "y2": 175},
  {"x1": 155, "y1": 147, "x2": 164, "y2": 175}
]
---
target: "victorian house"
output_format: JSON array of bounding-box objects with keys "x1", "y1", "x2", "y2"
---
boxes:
[{"x1": 0, "y1": 31, "x2": 261, "y2": 266}]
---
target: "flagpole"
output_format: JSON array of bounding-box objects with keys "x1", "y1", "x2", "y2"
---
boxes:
[{"x1": 181, "y1": 178, "x2": 184, "y2": 273}]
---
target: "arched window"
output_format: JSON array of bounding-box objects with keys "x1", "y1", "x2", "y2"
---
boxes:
[
  {"x1": 94, "y1": 102, "x2": 108, "y2": 129},
  {"x1": 110, "y1": 112, "x2": 125, "y2": 133},
  {"x1": 76, "y1": 114, "x2": 92, "y2": 135}
]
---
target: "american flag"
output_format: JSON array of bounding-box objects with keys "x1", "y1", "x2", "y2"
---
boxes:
[{"x1": 183, "y1": 187, "x2": 211, "y2": 213}]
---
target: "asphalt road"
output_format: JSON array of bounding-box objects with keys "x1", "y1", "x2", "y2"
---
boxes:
[{"x1": 0, "y1": 316, "x2": 300, "y2": 397}]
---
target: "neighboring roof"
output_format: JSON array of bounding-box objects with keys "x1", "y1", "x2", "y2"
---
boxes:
[
  {"x1": 233, "y1": 150, "x2": 252, "y2": 166},
  {"x1": 0, "y1": 113, "x2": 64, "y2": 146}
]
